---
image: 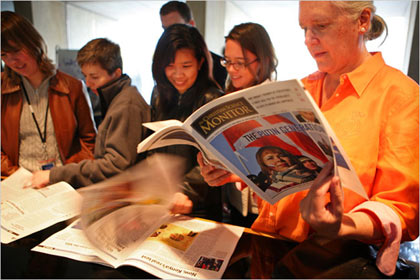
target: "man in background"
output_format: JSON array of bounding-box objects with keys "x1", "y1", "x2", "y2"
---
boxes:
[{"x1": 160, "y1": 1, "x2": 227, "y2": 90}]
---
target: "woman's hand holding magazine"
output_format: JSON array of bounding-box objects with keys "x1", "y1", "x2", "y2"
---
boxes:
[{"x1": 197, "y1": 152, "x2": 243, "y2": 186}]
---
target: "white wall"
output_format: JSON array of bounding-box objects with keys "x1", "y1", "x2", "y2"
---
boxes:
[
  {"x1": 205, "y1": 1, "x2": 226, "y2": 56},
  {"x1": 66, "y1": 4, "x2": 118, "y2": 51},
  {"x1": 65, "y1": 1, "x2": 166, "y2": 103},
  {"x1": 32, "y1": 1, "x2": 68, "y2": 64}
]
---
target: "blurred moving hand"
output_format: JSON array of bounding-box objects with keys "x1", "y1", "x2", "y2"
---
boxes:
[{"x1": 170, "y1": 192, "x2": 193, "y2": 214}]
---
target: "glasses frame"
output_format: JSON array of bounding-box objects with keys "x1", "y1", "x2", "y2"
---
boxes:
[{"x1": 220, "y1": 58, "x2": 259, "y2": 70}]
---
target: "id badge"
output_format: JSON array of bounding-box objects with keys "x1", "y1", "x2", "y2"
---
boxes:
[{"x1": 40, "y1": 158, "x2": 55, "y2": 170}]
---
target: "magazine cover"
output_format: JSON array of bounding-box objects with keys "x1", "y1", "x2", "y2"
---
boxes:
[{"x1": 207, "y1": 111, "x2": 332, "y2": 201}]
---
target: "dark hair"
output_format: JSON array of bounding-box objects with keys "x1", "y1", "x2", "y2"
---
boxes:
[
  {"x1": 1, "y1": 11, "x2": 54, "y2": 85},
  {"x1": 256, "y1": 146, "x2": 299, "y2": 176},
  {"x1": 224, "y1": 22, "x2": 278, "y2": 93},
  {"x1": 152, "y1": 24, "x2": 218, "y2": 112},
  {"x1": 77, "y1": 38, "x2": 122, "y2": 74},
  {"x1": 160, "y1": 1, "x2": 192, "y2": 22}
]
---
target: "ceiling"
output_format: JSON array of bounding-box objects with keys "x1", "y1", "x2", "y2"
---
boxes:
[
  {"x1": 68, "y1": 0, "x2": 412, "y2": 22},
  {"x1": 66, "y1": 1, "x2": 167, "y2": 21}
]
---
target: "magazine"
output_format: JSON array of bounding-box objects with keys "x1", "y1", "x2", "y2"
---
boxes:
[
  {"x1": 32, "y1": 155, "x2": 244, "y2": 279},
  {"x1": 137, "y1": 79, "x2": 368, "y2": 204},
  {"x1": 1, "y1": 167, "x2": 82, "y2": 244}
]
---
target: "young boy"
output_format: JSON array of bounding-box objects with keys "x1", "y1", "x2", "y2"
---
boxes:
[{"x1": 30, "y1": 38, "x2": 150, "y2": 188}]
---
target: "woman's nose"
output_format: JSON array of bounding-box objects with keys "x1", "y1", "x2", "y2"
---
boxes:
[
  {"x1": 173, "y1": 68, "x2": 185, "y2": 77},
  {"x1": 274, "y1": 156, "x2": 282, "y2": 162},
  {"x1": 304, "y1": 29, "x2": 319, "y2": 46},
  {"x1": 226, "y1": 64, "x2": 238, "y2": 73},
  {"x1": 85, "y1": 79, "x2": 94, "y2": 89}
]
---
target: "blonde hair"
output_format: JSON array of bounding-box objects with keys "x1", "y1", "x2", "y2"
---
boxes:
[{"x1": 332, "y1": 1, "x2": 388, "y2": 42}]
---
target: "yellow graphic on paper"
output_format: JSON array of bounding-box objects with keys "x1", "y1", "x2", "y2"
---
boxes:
[{"x1": 147, "y1": 223, "x2": 199, "y2": 251}]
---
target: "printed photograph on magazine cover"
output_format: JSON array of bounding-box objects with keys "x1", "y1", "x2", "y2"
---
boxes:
[{"x1": 209, "y1": 112, "x2": 333, "y2": 199}]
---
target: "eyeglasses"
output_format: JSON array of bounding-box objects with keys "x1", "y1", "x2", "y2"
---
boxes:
[{"x1": 220, "y1": 58, "x2": 258, "y2": 70}]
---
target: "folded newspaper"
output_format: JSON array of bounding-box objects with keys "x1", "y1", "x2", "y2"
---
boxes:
[
  {"x1": 33, "y1": 154, "x2": 244, "y2": 279},
  {"x1": 137, "y1": 79, "x2": 368, "y2": 204}
]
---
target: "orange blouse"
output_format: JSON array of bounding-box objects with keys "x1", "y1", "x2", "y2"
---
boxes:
[{"x1": 251, "y1": 53, "x2": 419, "y2": 245}]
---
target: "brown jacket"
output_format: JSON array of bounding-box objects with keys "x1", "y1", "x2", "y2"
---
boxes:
[{"x1": 1, "y1": 70, "x2": 96, "y2": 176}]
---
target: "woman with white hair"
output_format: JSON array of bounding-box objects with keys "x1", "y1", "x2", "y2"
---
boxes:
[{"x1": 198, "y1": 1, "x2": 418, "y2": 277}]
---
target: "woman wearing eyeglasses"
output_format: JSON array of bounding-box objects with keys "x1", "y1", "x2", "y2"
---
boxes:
[
  {"x1": 222, "y1": 22, "x2": 278, "y2": 93},
  {"x1": 219, "y1": 22, "x2": 278, "y2": 227}
]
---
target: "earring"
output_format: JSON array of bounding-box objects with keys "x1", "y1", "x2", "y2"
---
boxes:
[{"x1": 361, "y1": 27, "x2": 366, "y2": 32}]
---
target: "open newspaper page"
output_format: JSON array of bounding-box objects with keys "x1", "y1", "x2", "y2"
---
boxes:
[
  {"x1": 138, "y1": 79, "x2": 367, "y2": 204},
  {"x1": 33, "y1": 154, "x2": 244, "y2": 279},
  {"x1": 121, "y1": 215, "x2": 244, "y2": 279},
  {"x1": 33, "y1": 216, "x2": 244, "y2": 279},
  {"x1": 1, "y1": 167, "x2": 82, "y2": 244}
]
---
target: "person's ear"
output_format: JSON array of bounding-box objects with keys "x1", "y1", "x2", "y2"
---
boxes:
[
  {"x1": 358, "y1": 8, "x2": 371, "y2": 34},
  {"x1": 198, "y1": 58, "x2": 204, "y2": 70},
  {"x1": 113, "y1": 68, "x2": 122, "y2": 78},
  {"x1": 188, "y1": 19, "x2": 196, "y2": 27}
]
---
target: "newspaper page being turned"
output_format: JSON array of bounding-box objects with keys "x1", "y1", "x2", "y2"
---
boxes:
[
  {"x1": 58, "y1": 153, "x2": 244, "y2": 278},
  {"x1": 138, "y1": 79, "x2": 367, "y2": 204},
  {"x1": 1, "y1": 167, "x2": 82, "y2": 244},
  {"x1": 77, "y1": 154, "x2": 184, "y2": 265}
]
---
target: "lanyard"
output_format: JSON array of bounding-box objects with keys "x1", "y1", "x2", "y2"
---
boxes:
[{"x1": 21, "y1": 82, "x2": 49, "y2": 144}]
